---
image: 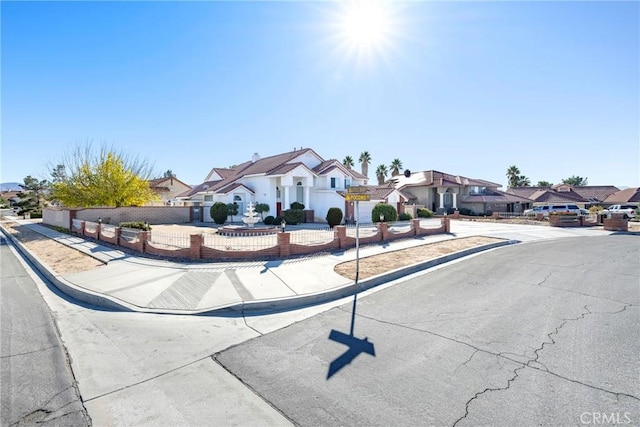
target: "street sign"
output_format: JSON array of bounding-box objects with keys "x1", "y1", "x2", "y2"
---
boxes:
[
  {"x1": 347, "y1": 186, "x2": 368, "y2": 194},
  {"x1": 345, "y1": 194, "x2": 371, "y2": 202}
]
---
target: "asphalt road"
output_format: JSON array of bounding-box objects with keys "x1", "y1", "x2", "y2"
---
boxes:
[
  {"x1": 0, "y1": 235, "x2": 91, "y2": 426},
  {"x1": 216, "y1": 234, "x2": 640, "y2": 426}
]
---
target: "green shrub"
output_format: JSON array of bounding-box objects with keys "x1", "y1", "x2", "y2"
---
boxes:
[
  {"x1": 398, "y1": 212, "x2": 412, "y2": 221},
  {"x1": 119, "y1": 221, "x2": 151, "y2": 231},
  {"x1": 283, "y1": 209, "x2": 304, "y2": 225},
  {"x1": 372, "y1": 203, "x2": 398, "y2": 223},
  {"x1": 263, "y1": 215, "x2": 275, "y2": 225},
  {"x1": 459, "y1": 207, "x2": 474, "y2": 216},
  {"x1": 255, "y1": 203, "x2": 270, "y2": 219},
  {"x1": 417, "y1": 208, "x2": 434, "y2": 218},
  {"x1": 326, "y1": 207, "x2": 343, "y2": 228},
  {"x1": 226, "y1": 202, "x2": 239, "y2": 221},
  {"x1": 290, "y1": 202, "x2": 305, "y2": 210},
  {"x1": 210, "y1": 202, "x2": 228, "y2": 225}
]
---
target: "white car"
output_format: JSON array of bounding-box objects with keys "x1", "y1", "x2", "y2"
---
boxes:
[
  {"x1": 603, "y1": 205, "x2": 637, "y2": 219},
  {"x1": 523, "y1": 204, "x2": 581, "y2": 218}
]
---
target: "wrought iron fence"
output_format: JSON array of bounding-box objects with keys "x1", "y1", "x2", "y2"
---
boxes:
[
  {"x1": 345, "y1": 222, "x2": 379, "y2": 238},
  {"x1": 203, "y1": 233, "x2": 278, "y2": 251},
  {"x1": 289, "y1": 228, "x2": 335, "y2": 245},
  {"x1": 71, "y1": 219, "x2": 83, "y2": 232},
  {"x1": 147, "y1": 231, "x2": 191, "y2": 249},
  {"x1": 120, "y1": 228, "x2": 141, "y2": 243},
  {"x1": 100, "y1": 224, "x2": 117, "y2": 238},
  {"x1": 84, "y1": 221, "x2": 98, "y2": 234}
]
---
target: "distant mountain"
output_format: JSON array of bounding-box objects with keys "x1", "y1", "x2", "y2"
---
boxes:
[{"x1": 0, "y1": 182, "x2": 22, "y2": 192}]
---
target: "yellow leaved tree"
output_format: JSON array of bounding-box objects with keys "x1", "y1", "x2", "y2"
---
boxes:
[{"x1": 50, "y1": 144, "x2": 159, "y2": 207}]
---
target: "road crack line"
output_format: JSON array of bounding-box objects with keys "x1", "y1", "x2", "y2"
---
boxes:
[{"x1": 347, "y1": 304, "x2": 639, "y2": 427}]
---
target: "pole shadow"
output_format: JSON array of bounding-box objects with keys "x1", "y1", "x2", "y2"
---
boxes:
[{"x1": 326, "y1": 293, "x2": 376, "y2": 379}]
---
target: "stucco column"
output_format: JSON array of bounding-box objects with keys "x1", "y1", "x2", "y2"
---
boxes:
[
  {"x1": 452, "y1": 192, "x2": 457, "y2": 209},
  {"x1": 304, "y1": 186, "x2": 310, "y2": 209},
  {"x1": 439, "y1": 192, "x2": 444, "y2": 209},
  {"x1": 283, "y1": 185, "x2": 290, "y2": 210}
]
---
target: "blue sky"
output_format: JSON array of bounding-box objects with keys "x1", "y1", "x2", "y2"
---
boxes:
[{"x1": 2, "y1": 1, "x2": 638, "y2": 189}]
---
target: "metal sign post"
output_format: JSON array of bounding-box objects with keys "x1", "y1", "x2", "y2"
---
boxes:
[
  {"x1": 345, "y1": 187, "x2": 370, "y2": 289},
  {"x1": 355, "y1": 200, "x2": 360, "y2": 287}
]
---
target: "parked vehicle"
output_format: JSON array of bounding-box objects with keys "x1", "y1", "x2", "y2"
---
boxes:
[
  {"x1": 523, "y1": 204, "x2": 581, "y2": 218},
  {"x1": 602, "y1": 205, "x2": 637, "y2": 219}
]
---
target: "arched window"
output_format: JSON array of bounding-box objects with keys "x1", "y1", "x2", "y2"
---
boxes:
[{"x1": 296, "y1": 182, "x2": 303, "y2": 203}]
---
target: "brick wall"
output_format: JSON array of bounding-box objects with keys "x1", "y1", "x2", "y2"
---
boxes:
[
  {"x1": 68, "y1": 218, "x2": 449, "y2": 262},
  {"x1": 45, "y1": 206, "x2": 192, "y2": 227}
]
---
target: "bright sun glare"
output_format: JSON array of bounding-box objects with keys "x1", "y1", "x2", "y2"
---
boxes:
[{"x1": 338, "y1": 1, "x2": 394, "y2": 55}]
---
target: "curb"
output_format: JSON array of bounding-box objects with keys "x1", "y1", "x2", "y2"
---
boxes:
[
  {"x1": 1, "y1": 225, "x2": 136, "y2": 312},
  {"x1": 203, "y1": 239, "x2": 519, "y2": 316},
  {"x1": 3, "y1": 222, "x2": 518, "y2": 316}
]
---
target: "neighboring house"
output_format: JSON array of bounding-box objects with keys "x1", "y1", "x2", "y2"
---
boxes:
[
  {"x1": 506, "y1": 184, "x2": 619, "y2": 208},
  {"x1": 390, "y1": 170, "x2": 530, "y2": 214},
  {"x1": 602, "y1": 187, "x2": 640, "y2": 207},
  {"x1": 147, "y1": 176, "x2": 192, "y2": 206},
  {"x1": 0, "y1": 191, "x2": 22, "y2": 208},
  {"x1": 176, "y1": 148, "x2": 378, "y2": 223}
]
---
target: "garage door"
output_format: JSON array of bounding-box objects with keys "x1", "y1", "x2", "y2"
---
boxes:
[{"x1": 355, "y1": 201, "x2": 377, "y2": 224}]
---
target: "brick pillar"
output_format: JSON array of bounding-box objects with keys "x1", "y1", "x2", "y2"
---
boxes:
[
  {"x1": 278, "y1": 232, "x2": 291, "y2": 257},
  {"x1": 69, "y1": 209, "x2": 77, "y2": 231},
  {"x1": 412, "y1": 219, "x2": 421, "y2": 236},
  {"x1": 139, "y1": 231, "x2": 149, "y2": 253},
  {"x1": 335, "y1": 226, "x2": 347, "y2": 249},
  {"x1": 492, "y1": 212, "x2": 500, "y2": 219},
  {"x1": 96, "y1": 223, "x2": 102, "y2": 241},
  {"x1": 452, "y1": 210, "x2": 460, "y2": 219},
  {"x1": 115, "y1": 227, "x2": 122, "y2": 244},
  {"x1": 604, "y1": 215, "x2": 628, "y2": 232},
  {"x1": 535, "y1": 213, "x2": 544, "y2": 221},
  {"x1": 190, "y1": 234, "x2": 203, "y2": 259},
  {"x1": 80, "y1": 221, "x2": 86, "y2": 236},
  {"x1": 444, "y1": 217, "x2": 450, "y2": 233},
  {"x1": 379, "y1": 222, "x2": 389, "y2": 241}
]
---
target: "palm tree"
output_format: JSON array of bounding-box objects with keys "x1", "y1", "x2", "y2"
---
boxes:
[
  {"x1": 359, "y1": 151, "x2": 372, "y2": 178},
  {"x1": 389, "y1": 158, "x2": 403, "y2": 176},
  {"x1": 343, "y1": 155, "x2": 354, "y2": 170},
  {"x1": 517, "y1": 175, "x2": 531, "y2": 187},
  {"x1": 506, "y1": 165, "x2": 521, "y2": 188},
  {"x1": 375, "y1": 164, "x2": 388, "y2": 185}
]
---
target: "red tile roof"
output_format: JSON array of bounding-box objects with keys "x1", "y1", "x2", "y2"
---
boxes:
[
  {"x1": 184, "y1": 148, "x2": 368, "y2": 200},
  {"x1": 507, "y1": 185, "x2": 620, "y2": 204},
  {"x1": 604, "y1": 187, "x2": 640, "y2": 204}
]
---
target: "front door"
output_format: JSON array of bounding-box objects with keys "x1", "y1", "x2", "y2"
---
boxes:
[{"x1": 277, "y1": 202, "x2": 282, "y2": 216}]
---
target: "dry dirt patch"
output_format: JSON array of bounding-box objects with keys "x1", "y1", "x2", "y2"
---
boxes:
[
  {"x1": 334, "y1": 236, "x2": 505, "y2": 281},
  {"x1": 1, "y1": 222, "x2": 104, "y2": 274}
]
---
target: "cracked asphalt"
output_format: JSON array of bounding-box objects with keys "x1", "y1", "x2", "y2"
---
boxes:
[{"x1": 215, "y1": 234, "x2": 639, "y2": 426}]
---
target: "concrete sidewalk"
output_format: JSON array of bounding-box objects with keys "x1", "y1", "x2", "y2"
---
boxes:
[{"x1": 1, "y1": 218, "x2": 615, "y2": 315}]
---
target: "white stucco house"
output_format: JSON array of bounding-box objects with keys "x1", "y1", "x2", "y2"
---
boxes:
[{"x1": 176, "y1": 148, "x2": 405, "y2": 223}]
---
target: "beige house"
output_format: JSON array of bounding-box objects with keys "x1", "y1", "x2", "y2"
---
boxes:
[
  {"x1": 391, "y1": 170, "x2": 530, "y2": 215},
  {"x1": 506, "y1": 184, "x2": 620, "y2": 208},
  {"x1": 147, "y1": 176, "x2": 192, "y2": 206}
]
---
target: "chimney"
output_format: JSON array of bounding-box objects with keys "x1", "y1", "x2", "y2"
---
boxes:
[{"x1": 252, "y1": 153, "x2": 260, "y2": 162}]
